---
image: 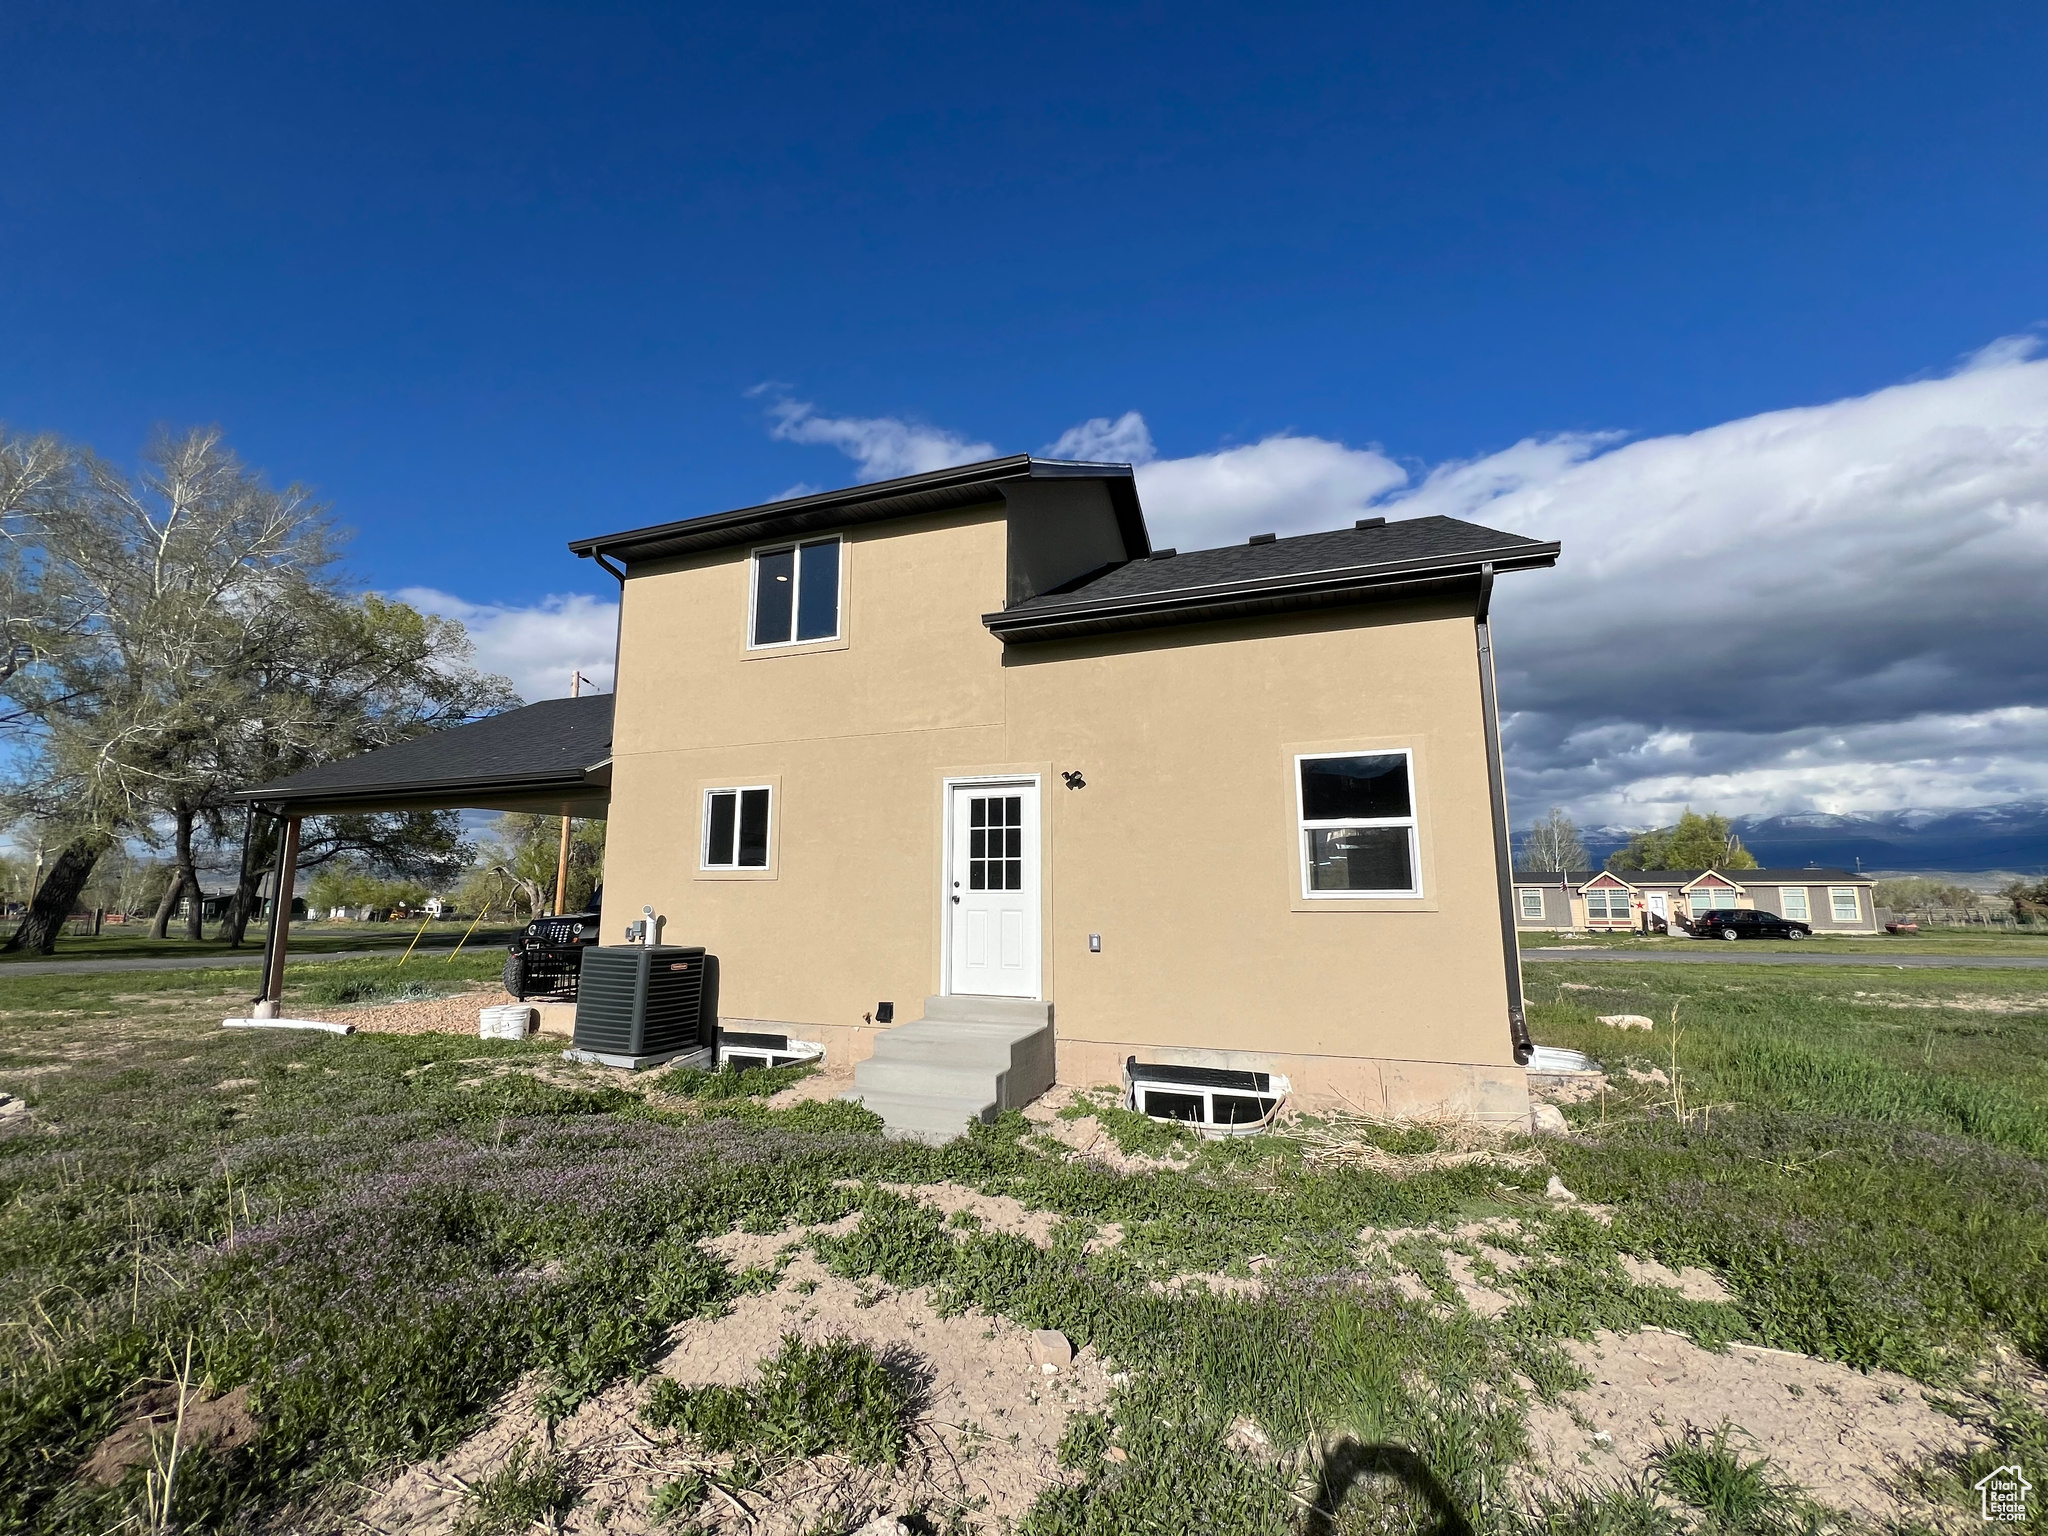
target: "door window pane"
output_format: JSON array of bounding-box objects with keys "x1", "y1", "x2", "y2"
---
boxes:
[
  {"x1": 1300, "y1": 754, "x2": 1410, "y2": 820},
  {"x1": 967, "y1": 794, "x2": 1023, "y2": 891},
  {"x1": 1307, "y1": 827, "x2": 1413, "y2": 892},
  {"x1": 752, "y1": 547, "x2": 795, "y2": 646},
  {"x1": 796, "y1": 539, "x2": 840, "y2": 641}
]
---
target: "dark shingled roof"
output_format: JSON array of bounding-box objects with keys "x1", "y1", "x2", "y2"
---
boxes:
[
  {"x1": 984, "y1": 514, "x2": 1558, "y2": 642},
  {"x1": 568, "y1": 454, "x2": 1147, "y2": 568},
  {"x1": 237, "y1": 694, "x2": 614, "y2": 816},
  {"x1": 1536, "y1": 868, "x2": 1873, "y2": 886}
]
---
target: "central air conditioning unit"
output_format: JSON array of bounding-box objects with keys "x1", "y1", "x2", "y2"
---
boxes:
[
  {"x1": 565, "y1": 945, "x2": 715, "y2": 1070},
  {"x1": 1125, "y1": 1058, "x2": 1289, "y2": 1137}
]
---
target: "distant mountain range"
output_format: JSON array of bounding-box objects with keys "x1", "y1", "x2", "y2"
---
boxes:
[{"x1": 1555, "y1": 801, "x2": 2048, "y2": 875}]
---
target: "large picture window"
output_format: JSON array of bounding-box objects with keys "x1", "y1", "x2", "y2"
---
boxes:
[
  {"x1": 750, "y1": 537, "x2": 841, "y2": 647},
  {"x1": 1296, "y1": 751, "x2": 1419, "y2": 897},
  {"x1": 703, "y1": 786, "x2": 772, "y2": 868},
  {"x1": 1690, "y1": 888, "x2": 1736, "y2": 912},
  {"x1": 1584, "y1": 889, "x2": 1631, "y2": 921}
]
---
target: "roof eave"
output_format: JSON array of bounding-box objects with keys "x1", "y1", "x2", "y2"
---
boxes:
[
  {"x1": 981, "y1": 543, "x2": 1559, "y2": 643},
  {"x1": 567, "y1": 455, "x2": 1147, "y2": 567}
]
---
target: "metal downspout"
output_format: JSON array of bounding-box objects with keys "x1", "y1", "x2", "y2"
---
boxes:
[
  {"x1": 1476, "y1": 564, "x2": 1533, "y2": 1065},
  {"x1": 589, "y1": 547, "x2": 626, "y2": 694}
]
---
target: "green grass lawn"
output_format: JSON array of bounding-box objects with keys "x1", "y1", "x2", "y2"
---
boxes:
[
  {"x1": 1, "y1": 962, "x2": 2043, "y2": 1534},
  {"x1": 0, "y1": 922, "x2": 524, "y2": 965}
]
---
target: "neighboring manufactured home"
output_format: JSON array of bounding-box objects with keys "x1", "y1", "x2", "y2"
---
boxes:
[
  {"x1": 1512, "y1": 868, "x2": 1879, "y2": 935},
  {"x1": 567, "y1": 455, "x2": 1558, "y2": 1134}
]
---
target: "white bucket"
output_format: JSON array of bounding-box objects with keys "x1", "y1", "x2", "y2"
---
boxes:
[{"x1": 479, "y1": 1004, "x2": 537, "y2": 1040}]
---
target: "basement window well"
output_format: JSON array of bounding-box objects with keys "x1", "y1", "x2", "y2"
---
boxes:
[
  {"x1": 718, "y1": 1029, "x2": 825, "y2": 1072},
  {"x1": 1124, "y1": 1059, "x2": 1290, "y2": 1138}
]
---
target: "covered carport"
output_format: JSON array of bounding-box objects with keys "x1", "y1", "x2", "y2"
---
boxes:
[{"x1": 233, "y1": 693, "x2": 613, "y2": 1015}]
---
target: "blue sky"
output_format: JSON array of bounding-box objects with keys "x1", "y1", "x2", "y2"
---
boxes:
[{"x1": 3, "y1": 2, "x2": 2045, "y2": 827}]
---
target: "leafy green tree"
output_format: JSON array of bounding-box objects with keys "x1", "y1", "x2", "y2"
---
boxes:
[
  {"x1": 1606, "y1": 809, "x2": 1759, "y2": 872},
  {"x1": 307, "y1": 861, "x2": 431, "y2": 916},
  {"x1": 456, "y1": 814, "x2": 606, "y2": 920},
  {"x1": 1874, "y1": 877, "x2": 1980, "y2": 912},
  {"x1": 2001, "y1": 877, "x2": 2048, "y2": 923},
  {"x1": 1518, "y1": 806, "x2": 1589, "y2": 871}
]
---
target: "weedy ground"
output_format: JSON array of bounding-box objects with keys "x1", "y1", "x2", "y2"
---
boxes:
[{"x1": 0, "y1": 956, "x2": 2043, "y2": 1534}]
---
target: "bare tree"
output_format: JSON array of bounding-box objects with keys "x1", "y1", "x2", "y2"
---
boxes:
[
  {"x1": 0, "y1": 427, "x2": 516, "y2": 953},
  {"x1": 1519, "y1": 806, "x2": 1589, "y2": 872}
]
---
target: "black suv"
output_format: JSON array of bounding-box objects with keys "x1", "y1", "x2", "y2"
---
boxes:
[
  {"x1": 1690, "y1": 908, "x2": 1811, "y2": 942},
  {"x1": 503, "y1": 886, "x2": 603, "y2": 999}
]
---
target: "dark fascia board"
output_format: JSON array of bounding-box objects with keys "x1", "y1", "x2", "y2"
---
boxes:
[
  {"x1": 234, "y1": 764, "x2": 610, "y2": 810},
  {"x1": 569, "y1": 455, "x2": 1149, "y2": 568},
  {"x1": 982, "y1": 541, "x2": 1560, "y2": 643}
]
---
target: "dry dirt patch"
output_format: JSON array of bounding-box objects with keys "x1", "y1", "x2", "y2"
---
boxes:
[
  {"x1": 82, "y1": 1384, "x2": 258, "y2": 1487},
  {"x1": 357, "y1": 1251, "x2": 1113, "y2": 1535},
  {"x1": 1522, "y1": 1329, "x2": 1977, "y2": 1524}
]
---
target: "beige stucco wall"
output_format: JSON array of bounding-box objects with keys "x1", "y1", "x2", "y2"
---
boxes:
[{"x1": 600, "y1": 503, "x2": 1526, "y2": 1118}]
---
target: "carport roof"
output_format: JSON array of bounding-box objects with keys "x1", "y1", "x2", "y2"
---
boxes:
[{"x1": 236, "y1": 694, "x2": 613, "y2": 818}]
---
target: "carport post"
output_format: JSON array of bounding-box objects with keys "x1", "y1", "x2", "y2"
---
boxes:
[{"x1": 255, "y1": 814, "x2": 302, "y2": 1018}]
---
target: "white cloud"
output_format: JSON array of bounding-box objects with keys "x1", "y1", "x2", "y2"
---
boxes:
[
  {"x1": 395, "y1": 588, "x2": 617, "y2": 705},
  {"x1": 1044, "y1": 411, "x2": 1158, "y2": 464},
  {"x1": 1133, "y1": 431, "x2": 1410, "y2": 549},
  {"x1": 764, "y1": 397, "x2": 995, "y2": 483},
  {"x1": 750, "y1": 350, "x2": 2048, "y2": 831}
]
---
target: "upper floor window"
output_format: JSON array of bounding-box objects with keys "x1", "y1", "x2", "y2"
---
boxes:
[
  {"x1": 751, "y1": 537, "x2": 841, "y2": 647},
  {"x1": 1296, "y1": 751, "x2": 1419, "y2": 897}
]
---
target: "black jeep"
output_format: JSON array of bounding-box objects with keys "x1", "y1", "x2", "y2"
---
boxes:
[{"x1": 503, "y1": 886, "x2": 603, "y2": 1000}]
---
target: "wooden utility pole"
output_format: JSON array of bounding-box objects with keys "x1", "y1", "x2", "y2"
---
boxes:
[{"x1": 552, "y1": 672, "x2": 584, "y2": 916}]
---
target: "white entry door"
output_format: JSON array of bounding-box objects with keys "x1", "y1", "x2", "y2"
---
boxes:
[
  {"x1": 1648, "y1": 893, "x2": 1668, "y2": 921},
  {"x1": 947, "y1": 781, "x2": 1041, "y2": 999}
]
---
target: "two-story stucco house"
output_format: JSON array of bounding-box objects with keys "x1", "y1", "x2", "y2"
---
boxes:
[{"x1": 562, "y1": 454, "x2": 1557, "y2": 1137}]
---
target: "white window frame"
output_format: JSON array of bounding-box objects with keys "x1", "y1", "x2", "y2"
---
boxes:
[
  {"x1": 1584, "y1": 887, "x2": 1632, "y2": 923},
  {"x1": 1518, "y1": 887, "x2": 1545, "y2": 920},
  {"x1": 1829, "y1": 886, "x2": 1861, "y2": 923},
  {"x1": 1781, "y1": 887, "x2": 1810, "y2": 921},
  {"x1": 1294, "y1": 749, "x2": 1422, "y2": 899},
  {"x1": 701, "y1": 784, "x2": 774, "y2": 870},
  {"x1": 746, "y1": 534, "x2": 843, "y2": 650}
]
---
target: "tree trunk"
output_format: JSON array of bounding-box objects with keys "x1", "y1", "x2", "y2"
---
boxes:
[
  {"x1": 149, "y1": 867, "x2": 186, "y2": 940},
  {"x1": 221, "y1": 812, "x2": 279, "y2": 947},
  {"x1": 177, "y1": 813, "x2": 204, "y2": 941},
  {"x1": 3, "y1": 837, "x2": 105, "y2": 954}
]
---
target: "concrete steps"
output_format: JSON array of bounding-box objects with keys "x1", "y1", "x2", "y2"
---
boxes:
[{"x1": 842, "y1": 996, "x2": 1054, "y2": 1144}]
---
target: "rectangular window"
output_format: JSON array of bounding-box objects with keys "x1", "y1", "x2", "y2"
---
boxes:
[
  {"x1": 1830, "y1": 887, "x2": 1860, "y2": 923},
  {"x1": 1690, "y1": 888, "x2": 1736, "y2": 911},
  {"x1": 1781, "y1": 887, "x2": 1809, "y2": 921},
  {"x1": 750, "y1": 537, "x2": 841, "y2": 647},
  {"x1": 967, "y1": 794, "x2": 1023, "y2": 892},
  {"x1": 1518, "y1": 888, "x2": 1545, "y2": 920},
  {"x1": 703, "y1": 786, "x2": 772, "y2": 868},
  {"x1": 1585, "y1": 889, "x2": 1631, "y2": 921},
  {"x1": 1297, "y1": 751, "x2": 1418, "y2": 896}
]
